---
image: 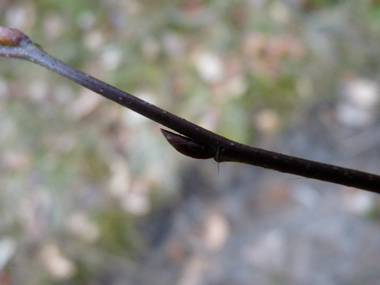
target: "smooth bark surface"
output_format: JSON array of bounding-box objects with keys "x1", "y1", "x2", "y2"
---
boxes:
[{"x1": 0, "y1": 25, "x2": 379, "y2": 192}]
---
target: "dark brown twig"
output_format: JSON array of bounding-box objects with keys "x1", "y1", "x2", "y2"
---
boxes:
[{"x1": 0, "y1": 25, "x2": 379, "y2": 192}]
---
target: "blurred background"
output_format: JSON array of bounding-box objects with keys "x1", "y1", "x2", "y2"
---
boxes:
[{"x1": 1, "y1": 0, "x2": 380, "y2": 284}]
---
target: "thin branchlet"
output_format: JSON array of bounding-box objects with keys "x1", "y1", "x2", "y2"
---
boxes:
[{"x1": 0, "y1": 25, "x2": 379, "y2": 192}]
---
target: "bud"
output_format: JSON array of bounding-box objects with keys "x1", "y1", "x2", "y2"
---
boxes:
[
  {"x1": 161, "y1": 129, "x2": 215, "y2": 159},
  {"x1": 0, "y1": 26, "x2": 31, "y2": 47}
]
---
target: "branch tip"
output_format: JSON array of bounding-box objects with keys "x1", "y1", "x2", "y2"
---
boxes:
[{"x1": 0, "y1": 25, "x2": 31, "y2": 47}]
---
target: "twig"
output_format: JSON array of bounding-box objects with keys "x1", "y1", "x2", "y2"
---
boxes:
[{"x1": 0, "y1": 25, "x2": 379, "y2": 192}]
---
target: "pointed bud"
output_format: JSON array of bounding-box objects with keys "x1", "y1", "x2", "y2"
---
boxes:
[
  {"x1": 161, "y1": 129, "x2": 215, "y2": 159},
  {"x1": 0, "y1": 26, "x2": 31, "y2": 47}
]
